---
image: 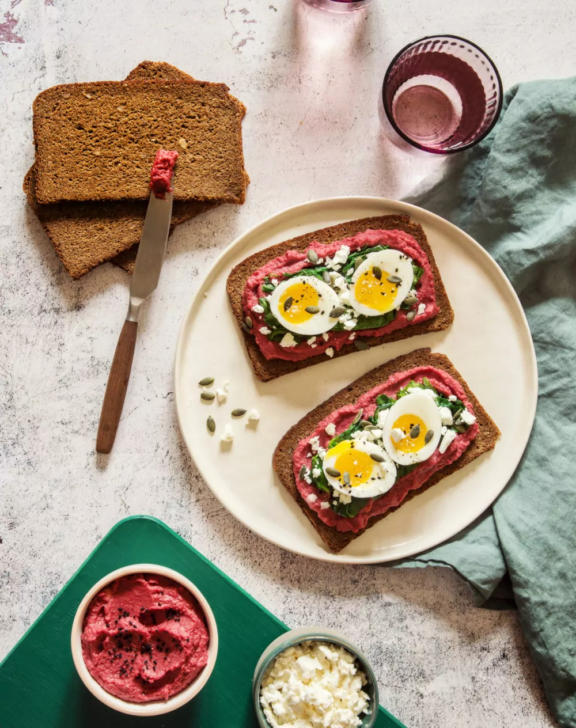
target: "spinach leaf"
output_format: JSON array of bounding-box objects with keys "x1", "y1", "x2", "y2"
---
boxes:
[
  {"x1": 332, "y1": 496, "x2": 372, "y2": 518},
  {"x1": 375, "y1": 394, "x2": 395, "y2": 410},
  {"x1": 258, "y1": 297, "x2": 305, "y2": 344},
  {"x1": 412, "y1": 264, "x2": 424, "y2": 286},
  {"x1": 310, "y1": 455, "x2": 331, "y2": 493},
  {"x1": 352, "y1": 309, "x2": 396, "y2": 331},
  {"x1": 328, "y1": 421, "x2": 362, "y2": 448},
  {"x1": 397, "y1": 463, "x2": 418, "y2": 479},
  {"x1": 282, "y1": 267, "x2": 330, "y2": 282},
  {"x1": 340, "y1": 245, "x2": 389, "y2": 277}
]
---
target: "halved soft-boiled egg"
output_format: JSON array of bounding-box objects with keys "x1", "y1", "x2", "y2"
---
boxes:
[
  {"x1": 269, "y1": 276, "x2": 341, "y2": 335},
  {"x1": 382, "y1": 392, "x2": 442, "y2": 465},
  {"x1": 350, "y1": 250, "x2": 414, "y2": 317},
  {"x1": 322, "y1": 439, "x2": 397, "y2": 498}
]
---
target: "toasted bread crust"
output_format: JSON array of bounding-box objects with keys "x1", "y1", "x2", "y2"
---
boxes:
[
  {"x1": 227, "y1": 216, "x2": 454, "y2": 381},
  {"x1": 272, "y1": 348, "x2": 500, "y2": 553}
]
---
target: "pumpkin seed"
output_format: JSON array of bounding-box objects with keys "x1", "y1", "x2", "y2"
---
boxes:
[
  {"x1": 305, "y1": 306, "x2": 320, "y2": 314},
  {"x1": 373, "y1": 265, "x2": 382, "y2": 280},
  {"x1": 343, "y1": 471, "x2": 351, "y2": 486},
  {"x1": 352, "y1": 409, "x2": 364, "y2": 425},
  {"x1": 424, "y1": 429, "x2": 434, "y2": 444},
  {"x1": 199, "y1": 376, "x2": 214, "y2": 387},
  {"x1": 307, "y1": 249, "x2": 319, "y2": 264},
  {"x1": 354, "y1": 257, "x2": 364, "y2": 270},
  {"x1": 454, "y1": 424, "x2": 467, "y2": 434},
  {"x1": 370, "y1": 452, "x2": 385, "y2": 463},
  {"x1": 354, "y1": 340, "x2": 370, "y2": 351},
  {"x1": 329, "y1": 306, "x2": 346, "y2": 318},
  {"x1": 283, "y1": 296, "x2": 293, "y2": 311},
  {"x1": 231, "y1": 408, "x2": 247, "y2": 417},
  {"x1": 245, "y1": 316, "x2": 253, "y2": 329},
  {"x1": 299, "y1": 464, "x2": 307, "y2": 480},
  {"x1": 207, "y1": 416, "x2": 216, "y2": 433},
  {"x1": 406, "y1": 310, "x2": 416, "y2": 322},
  {"x1": 322, "y1": 271, "x2": 332, "y2": 284},
  {"x1": 404, "y1": 295, "x2": 418, "y2": 306},
  {"x1": 410, "y1": 424, "x2": 421, "y2": 439},
  {"x1": 360, "y1": 420, "x2": 372, "y2": 429},
  {"x1": 326, "y1": 467, "x2": 341, "y2": 478},
  {"x1": 201, "y1": 392, "x2": 215, "y2": 402},
  {"x1": 241, "y1": 323, "x2": 251, "y2": 333},
  {"x1": 387, "y1": 275, "x2": 402, "y2": 284}
]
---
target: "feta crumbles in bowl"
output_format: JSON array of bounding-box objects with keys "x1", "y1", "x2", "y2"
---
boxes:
[{"x1": 253, "y1": 627, "x2": 378, "y2": 728}]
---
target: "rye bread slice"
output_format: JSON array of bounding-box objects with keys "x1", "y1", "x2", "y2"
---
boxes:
[
  {"x1": 33, "y1": 79, "x2": 247, "y2": 205},
  {"x1": 227, "y1": 215, "x2": 454, "y2": 382},
  {"x1": 24, "y1": 64, "x2": 218, "y2": 278},
  {"x1": 273, "y1": 348, "x2": 501, "y2": 553}
]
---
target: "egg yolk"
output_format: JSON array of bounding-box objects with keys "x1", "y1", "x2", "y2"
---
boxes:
[
  {"x1": 354, "y1": 267, "x2": 399, "y2": 313},
  {"x1": 328, "y1": 441, "x2": 374, "y2": 487},
  {"x1": 392, "y1": 414, "x2": 428, "y2": 453},
  {"x1": 279, "y1": 281, "x2": 320, "y2": 324}
]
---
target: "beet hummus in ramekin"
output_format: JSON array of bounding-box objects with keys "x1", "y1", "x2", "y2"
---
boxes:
[{"x1": 71, "y1": 564, "x2": 218, "y2": 717}]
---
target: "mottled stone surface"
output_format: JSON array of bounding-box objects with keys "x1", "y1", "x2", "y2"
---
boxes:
[{"x1": 0, "y1": 0, "x2": 570, "y2": 725}]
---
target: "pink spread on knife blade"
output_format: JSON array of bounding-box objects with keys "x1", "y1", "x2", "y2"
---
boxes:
[{"x1": 149, "y1": 150, "x2": 179, "y2": 199}]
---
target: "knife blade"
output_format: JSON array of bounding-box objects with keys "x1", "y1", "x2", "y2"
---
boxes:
[{"x1": 96, "y1": 192, "x2": 173, "y2": 454}]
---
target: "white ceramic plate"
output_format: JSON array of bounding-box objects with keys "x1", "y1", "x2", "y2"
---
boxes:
[{"x1": 174, "y1": 197, "x2": 537, "y2": 564}]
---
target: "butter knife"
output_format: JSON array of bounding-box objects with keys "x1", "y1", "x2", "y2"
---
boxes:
[{"x1": 96, "y1": 191, "x2": 173, "y2": 454}]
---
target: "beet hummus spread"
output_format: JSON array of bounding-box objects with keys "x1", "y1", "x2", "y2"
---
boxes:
[
  {"x1": 81, "y1": 573, "x2": 209, "y2": 703},
  {"x1": 242, "y1": 229, "x2": 438, "y2": 362},
  {"x1": 294, "y1": 366, "x2": 479, "y2": 534},
  {"x1": 149, "y1": 150, "x2": 179, "y2": 199}
]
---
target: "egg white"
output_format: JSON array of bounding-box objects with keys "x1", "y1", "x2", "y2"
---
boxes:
[
  {"x1": 382, "y1": 392, "x2": 442, "y2": 465},
  {"x1": 323, "y1": 439, "x2": 397, "y2": 499},
  {"x1": 269, "y1": 276, "x2": 341, "y2": 336},
  {"x1": 349, "y1": 250, "x2": 414, "y2": 317}
]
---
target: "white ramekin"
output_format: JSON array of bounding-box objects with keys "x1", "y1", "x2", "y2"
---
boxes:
[{"x1": 71, "y1": 563, "x2": 218, "y2": 717}]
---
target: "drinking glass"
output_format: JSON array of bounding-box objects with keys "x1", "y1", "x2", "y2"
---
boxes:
[
  {"x1": 380, "y1": 35, "x2": 502, "y2": 154},
  {"x1": 302, "y1": 0, "x2": 375, "y2": 12}
]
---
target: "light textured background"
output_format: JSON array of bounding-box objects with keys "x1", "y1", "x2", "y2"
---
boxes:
[{"x1": 1, "y1": 0, "x2": 572, "y2": 725}]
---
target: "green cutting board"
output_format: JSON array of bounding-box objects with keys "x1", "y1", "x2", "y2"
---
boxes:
[{"x1": 0, "y1": 516, "x2": 406, "y2": 727}]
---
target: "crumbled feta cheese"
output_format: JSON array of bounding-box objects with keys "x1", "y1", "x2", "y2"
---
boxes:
[
  {"x1": 306, "y1": 493, "x2": 318, "y2": 504},
  {"x1": 438, "y1": 406, "x2": 453, "y2": 426},
  {"x1": 312, "y1": 468, "x2": 322, "y2": 479},
  {"x1": 342, "y1": 317, "x2": 357, "y2": 331},
  {"x1": 370, "y1": 428, "x2": 383, "y2": 438},
  {"x1": 441, "y1": 425, "x2": 448, "y2": 436},
  {"x1": 337, "y1": 491, "x2": 353, "y2": 504},
  {"x1": 349, "y1": 333, "x2": 356, "y2": 341},
  {"x1": 376, "y1": 409, "x2": 389, "y2": 428},
  {"x1": 333, "y1": 245, "x2": 350, "y2": 267},
  {"x1": 252, "y1": 304, "x2": 265, "y2": 314},
  {"x1": 391, "y1": 428, "x2": 405, "y2": 443},
  {"x1": 247, "y1": 409, "x2": 260, "y2": 422},
  {"x1": 259, "y1": 327, "x2": 272, "y2": 335},
  {"x1": 271, "y1": 279, "x2": 279, "y2": 287},
  {"x1": 307, "y1": 336, "x2": 317, "y2": 347},
  {"x1": 280, "y1": 332, "x2": 297, "y2": 348},
  {"x1": 302, "y1": 469, "x2": 312, "y2": 484},
  {"x1": 448, "y1": 394, "x2": 457, "y2": 402},
  {"x1": 459, "y1": 409, "x2": 477, "y2": 426},
  {"x1": 439, "y1": 428, "x2": 457, "y2": 454},
  {"x1": 332, "y1": 274, "x2": 348, "y2": 291},
  {"x1": 410, "y1": 387, "x2": 437, "y2": 400},
  {"x1": 216, "y1": 381, "x2": 229, "y2": 404},
  {"x1": 308, "y1": 436, "x2": 326, "y2": 458},
  {"x1": 325, "y1": 423, "x2": 336, "y2": 437},
  {"x1": 338, "y1": 289, "x2": 351, "y2": 306},
  {"x1": 417, "y1": 302, "x2": 426, "y2": 316},
  {"x1": 320, "y1": 502, "x2": 330, "y2": 510},
  {"x1": 221, "y1": 424, "x2": 234, "y2": 443},
  {"x1": 326, "y1": 347, "x2": 335, "y2": 358},
  {"x1": 259, "y1": 640, "x2": 369, "y2": 728},
  {"x1": 322, "y1": 333, "x2": 329, "y2": 342}
]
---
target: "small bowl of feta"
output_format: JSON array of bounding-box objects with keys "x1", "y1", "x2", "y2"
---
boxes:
[{"x1": 253, "y1": 627, "x2": 379, "y2": 728}]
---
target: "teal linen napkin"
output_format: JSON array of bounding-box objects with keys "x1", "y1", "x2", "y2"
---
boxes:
[{"x1": 398, "y1": 78, "x2": 576, "y2": 727}]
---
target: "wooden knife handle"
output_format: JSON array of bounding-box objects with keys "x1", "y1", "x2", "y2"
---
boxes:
[{"x1": 96, "y1": 320, "x2": 138, "y2": 454}]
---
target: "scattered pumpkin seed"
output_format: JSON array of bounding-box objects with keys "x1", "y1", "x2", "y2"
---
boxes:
[
  {"x1": 231, "y1": 408, "x2": 247, "y2": 417},
  {"x1": 404, "y1": 295, "x2": 418, "y2": 306},
  {"x1": 360, "y1": 420, "x2": 372, "y2": 429},
  {"x1": 424, "y1": 429, "x2": 434, "y2": 444},
  {"x1": 305, "y1": 306, "x2": 320, "y2": 314},
  {"x1": 454, "y1": 424, "x2": 467, "y2": 434},
  {"x1": 329, "y1": 306, "x2": 346, "y2": 318},
  {"x1": 245, "y1": 316, "x2": 253, "y2": 329},
  {"x1": 406, "y1": 310, "x2": 416, "y2": 322},
  {"x1": 354, "y1": 257, "x2": 364, "y2": 270},
  {"x1": 307, "y1": 249, "x2": 319, "y2": 264},
  {"x1": 373, "y1": 265, "x2": 382, "y2": 280},
  {"x1": 299, "y1": 464, "x2": 307, "y2": 480},
  {"x1": 326, "y1": 467, "x2": 341, "y2": 478},
  {"x1": 322, "y1": 271, "x2": 332, "y2": 284},
  {"x1": 343, "y1": 471, "x2": 351, "y2": 486},
  {"x1": 241, "y1": 323, "x2": 251, "y2": 333},
  {"x1": 352, "y1": 409, "x2": 364, "y2": 425},
  {"x1": 354, "y1": 340, "x2": 370, "y2": 351},
  {"x1": 283, "y1": 297, "x2": 293, "y2": 311},
  {"x1": 199, "y1": 376, "x2": 214, "y2": 387},
  {"x1": 207, "y1": 416, "x2": 216, "y2": 433},
  {"x1": 370, "y1": 452, "x2": 385, "y2": 463},
  {"x1": 387, "y1": 275, "x2": 402, "y2": 284},
  {"x1": 201, "y1": 392, "x2": 215, "y2": 402},
  {"x1": 410, "y1": 424, "x2": 421, "y2": 439}
]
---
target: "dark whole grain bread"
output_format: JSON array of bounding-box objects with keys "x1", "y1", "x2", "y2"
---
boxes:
[
  {"x1": 272, "y1": 348, "x2": 501, "y2": 553},
  {"x1": 33, "y1": 80, "x2": 247, "y2": 205},
  {"x1": 227, "y1": 215, "x2": 454, "y2": 381}
]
